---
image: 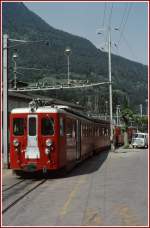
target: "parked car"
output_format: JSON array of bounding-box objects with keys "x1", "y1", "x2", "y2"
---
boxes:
[{"x1": 131, "y1": 133, "x2": 148, "y2": 148}]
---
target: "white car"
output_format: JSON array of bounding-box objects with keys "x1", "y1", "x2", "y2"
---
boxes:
[{"x1": 131, "y1": 133, "x2": 148, "y2": 148}]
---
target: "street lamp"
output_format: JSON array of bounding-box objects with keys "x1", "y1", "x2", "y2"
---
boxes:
[
  {"x1": 64, "y1": 47, "x2": 71, "y2": 85},
  {"x1": 12, "y1": 50, "x2": 18, "y2": 89}
]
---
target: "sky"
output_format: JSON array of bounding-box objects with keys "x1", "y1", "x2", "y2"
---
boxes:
[{"x1": 24, "y1": 1, "x2": 148, "y2": 65}]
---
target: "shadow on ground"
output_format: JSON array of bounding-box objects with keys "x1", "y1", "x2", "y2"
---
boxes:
[
  {"x1": 66, "y1": 150, "x2": 109, "y2": 178},
  {"x1": 11, "y1": 150, "x2": 110, "y2": 180}
]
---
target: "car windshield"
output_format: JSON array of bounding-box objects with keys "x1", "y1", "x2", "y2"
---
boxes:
[{"x1": 133, "y1": 134, "x2": 145, "y2": 139}]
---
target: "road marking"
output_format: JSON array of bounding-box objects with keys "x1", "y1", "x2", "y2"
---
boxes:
[
  {"x1": 60, "y1": 175, "x2": 87, "y2": 217},
  {"x1": 114, "y1": 204, "x2": 140, "y2": 226},
  {"x1": 82, "y1": 208, "x2": 103, "y2": 226}
]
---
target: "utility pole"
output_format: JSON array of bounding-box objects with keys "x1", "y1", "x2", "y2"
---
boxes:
[
  {"x1": 64, "y1": 47, "x2": 71, "y2": 85},
  {"x1": 97, "y1": 26, "x2": 114, "y2": 150},
  {"x1": 13, "y1": 51, "x2": 18, "y2": 89},
  {"x1": 108, "y1": 26, "x2": 114, "y2": 151},
  {"x1": 145, "y1": 99, "x2": 148, "y2": 116},
  {"x1": 3, "y1": 34, "x2": 8, "y2": 168},
  {"x1": 140, "y1": 104, "x2": 143, "y2": 117},
  {"x1": 116, "y1": 105, "x2": 120, "y2": 125}
]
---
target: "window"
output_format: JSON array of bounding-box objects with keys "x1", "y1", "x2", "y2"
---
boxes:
[
  {"x1": 13, "y1": 118, "x2": 24, "y2": 136},
  {"x1": 41, "y1": 118, "x2": 54, "y2": 136},
  {"x1": 133, "y1": 134, "x2": 145, "y2": 139},
  {"x1": 66, "y1": 118, "x2": 76, "y2": 138},
  {"x1": 29, "y1": 117, "x2": 36, "y2": 136},
  {"x1": 60, "y1": 117, "x2": 64, "y2": 136}
]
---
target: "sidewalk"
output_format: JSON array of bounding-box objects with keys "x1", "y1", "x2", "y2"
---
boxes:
[
  {"x1": 114, "y1": 146, "x2": 139, "y2": 153},
  {"x1": 2, "y1": 169, "x2": 12, "y2": 178}
]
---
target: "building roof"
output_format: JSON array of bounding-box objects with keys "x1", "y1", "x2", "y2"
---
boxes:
[{"x1": 8, "y1": 91, "x2": 83, "y2": 110}]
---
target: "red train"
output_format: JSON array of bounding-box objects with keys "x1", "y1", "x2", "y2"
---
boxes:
[
  {"x1": 10, "y1": 99, "x2": 110, "y2": 174},
  {"x1": 113, "y1": 126, "x2": 137, "y2": 146}
]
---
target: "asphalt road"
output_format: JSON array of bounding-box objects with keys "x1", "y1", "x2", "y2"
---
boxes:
[{"x1": 2, "y1": 148, "x2": 148, "y2": 226}]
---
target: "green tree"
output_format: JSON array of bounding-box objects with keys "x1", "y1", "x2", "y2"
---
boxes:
[
  {"x1": 121, "y1": 108, "x2": 134, "y2": 148},
  {"x1": 133, "y1": 115, "x2": 148, "y2": 132}
]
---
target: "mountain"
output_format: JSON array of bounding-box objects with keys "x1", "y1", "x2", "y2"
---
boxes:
[{"x1": 2, "y1": 2, "x2": 148, "y2": 114}]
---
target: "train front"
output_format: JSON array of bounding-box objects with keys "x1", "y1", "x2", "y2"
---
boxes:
[{"x1": 10, "y1": 100, "x2": 60, "y2": 173}]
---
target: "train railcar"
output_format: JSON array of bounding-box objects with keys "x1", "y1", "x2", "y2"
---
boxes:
[
  {"x1": 10, "y1": 99, "x2": 110, "y2": 174},
  {"x1": 127, "y1": 126, "x2": 137, "y2": 144},
  {"x1": 113, "y1": 126, "x2": 137, "y2": 147},
  {"x1": 113, "y1": 126, "x2": 124, "y2": 146}
]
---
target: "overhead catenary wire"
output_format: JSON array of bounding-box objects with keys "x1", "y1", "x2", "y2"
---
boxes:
[
  {"x1": 118, "y1": 3, "x2": 129, "y2": 31},
  {"x1": 8, "y1": 81, "x2": 110, "y2": 92},
  {"x1": 117, "y1": 3, "x2": 132, "y2": 46},
  {"x1": 104, "y1": 3, "x2": 114, "y2": 49},
  {"x1": 17, "y1": 66, "x2": 52, "y2": 71},
  {"x1": 121, "y1": 33, "x2": 139, "y2": 62},
  {"x1": 102, "y1": 2, "x2": 107, "y2": 27},
  {"x1": 108, "y1": 3, "x2": 114, "y2": 28}
]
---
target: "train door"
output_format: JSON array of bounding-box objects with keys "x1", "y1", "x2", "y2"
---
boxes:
[
  {"x1": 76, "y1": 120, "x2": 81, "y2": 160},
  {"x1": 25, "y1": 115, "x2": 40, "y2": 159},
  {"x1": 59, "y1": 116, "x2": 66, "y2": 166}
]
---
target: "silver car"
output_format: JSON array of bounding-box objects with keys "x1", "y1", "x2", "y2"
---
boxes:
[{"x1": 131, "y1": 133, "x2": 148, "y2": 148}]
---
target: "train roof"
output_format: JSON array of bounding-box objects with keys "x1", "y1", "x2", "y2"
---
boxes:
[
  {"x1": 11, "y1": 105, "x2": 110, "y2": 125},
  {"x1": 11, "y1": 106, "x2": 66, "y2": 114}
]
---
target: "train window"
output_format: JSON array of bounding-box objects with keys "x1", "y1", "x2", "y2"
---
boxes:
[
  {"x1": 29, "y1": 117, "x2": 36, "y2": 136},
  {"x1": 41, "y1": 118, "x2": 54, "y2": 136},
  {"x1": 81, "y1": 124, "x2": 83, "y2": 137},
  {"x1": 60, "y1": 117, "x2": 64, "y2": 136},
  {"x1": 106, "y1": 129, "x2": 109, "y2": 136},
  {"x1": 102, "y1": 128, "x2": 104, "y2": 136},
  {"x1": 13, "y1": 118, "x2": 24, "y2": 136}
]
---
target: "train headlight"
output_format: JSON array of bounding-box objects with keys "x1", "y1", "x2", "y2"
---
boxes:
[
  {"x1": 45, "y1": 148, "x2": 50, "y2": 155},
  {"x1": 13, "y1": 139, "x2": 19, "y2": 147},
  {"x1": 46, "y1": 139, "x2": 53, "y2": 147}
]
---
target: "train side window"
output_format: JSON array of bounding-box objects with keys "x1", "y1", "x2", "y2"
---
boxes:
[
  {"x1": 81, "y1": 124, "x2": 83, "y2": 137},
  {"x1": 106, "y1": 129, "x2": 109, "y2": 136},
  {"x1": 13, "y1": 118, "x2": 24, "y2": 136},
  {"x1": 82, "y1": 124, "x2": 85, "y2": 137},
  {"x1": 86, "y1": 125, "x2": 88, "y2": 137},
  {"x1": 60, "y1": 117, "x2": 64, "y2": 136},
  {"x1": 99, "y1": 127, "x2": 102, "y2": 136},
  {"x1": 41, "y1": 118, "x2": 54, "y2": 136}
]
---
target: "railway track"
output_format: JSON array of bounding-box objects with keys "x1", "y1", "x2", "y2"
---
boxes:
[
  {"x1": 3, "y1": 179, "x2": 26, "y2": 192},
  {"x1": 2, "y1": 179, "x2": 47, "y2": 214}
]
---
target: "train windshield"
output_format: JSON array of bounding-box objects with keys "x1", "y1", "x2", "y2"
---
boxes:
[
  {"x1": 41, "y1": 118, "x2": 54, "y2": 135},
  {"x1": 13, "y1": 118, "x2": 24, "y2": 136}
]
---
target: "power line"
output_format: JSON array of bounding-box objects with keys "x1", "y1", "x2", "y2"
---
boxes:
[
  {"x1": 8, "y1": 81, "x2": 110, "y2": 92},
  {"x1": 5, "y1": 39, "x2": 49, "y2": 49},
  {"x1": 121, "y1": 33, "x2": 139, "y2": 62},
  {"x1": 17, "y1": 66, "x2": 52, "y2": 71},
  {"x1": 108, "y1": 3, "x2": 114, "y2": 27},
  {"x1": 102, "y1": 2, "x2": 107, "y2": 27},
  {"x1": 118, "y1": 3, "x2": 129, "y2": 31},
  {"x1": 117, "y1": 4, "x2": 132, "y2": 46},
  {"x1": 104, "y1": 3, "x2": 114, "y2": 49}
]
